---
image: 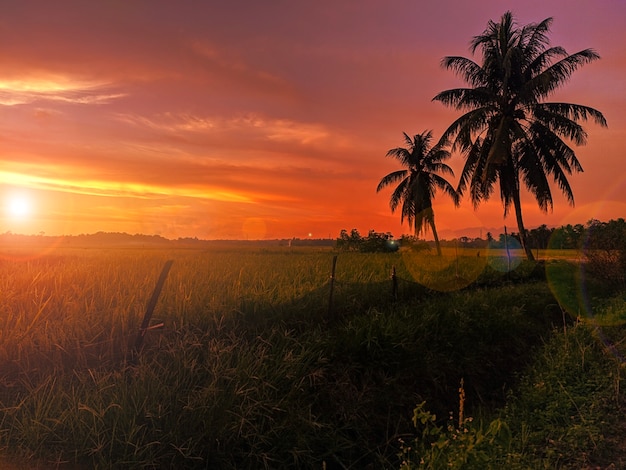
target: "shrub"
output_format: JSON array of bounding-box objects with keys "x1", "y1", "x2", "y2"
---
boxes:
[
  {"x1": 584, "y1": 218, "x2": 626, "y2": 289},
  {"x1": 336, "y1": 229, "x2": 399, "y2": 252}
]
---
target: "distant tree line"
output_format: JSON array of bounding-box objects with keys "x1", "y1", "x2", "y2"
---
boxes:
[
  {"x1": 337, "y1": 218, "x2": 626, "y2": 255},
  {"x1": 0, "y1": 231, "x2": 337, "y2": 248},
  {"x1": 502, "y1": 219, "x2": 626, "y2": 251}
]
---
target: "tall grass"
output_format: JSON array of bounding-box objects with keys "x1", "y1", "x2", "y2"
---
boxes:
[{"x1": 0, "y1": 245, "x2": 593, "y2": 468}]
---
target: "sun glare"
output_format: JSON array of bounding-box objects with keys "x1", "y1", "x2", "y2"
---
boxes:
[{"x1": 5, "y1": 193, "x2": 33, "y2": 220}]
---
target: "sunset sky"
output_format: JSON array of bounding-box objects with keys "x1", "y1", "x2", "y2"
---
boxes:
[{"x1": 0, "y1": 1, "x2": 624, "y2": 240}]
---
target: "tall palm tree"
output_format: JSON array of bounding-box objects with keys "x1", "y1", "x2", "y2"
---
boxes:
[
  {"x1": 377, "y1": 130, "x2": 458, "y2": 255},
  {"x1": 433, "y1": 11, "x2": 607, "y2": 260}
]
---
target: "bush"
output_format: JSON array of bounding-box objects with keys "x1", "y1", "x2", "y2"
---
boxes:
[
  {"x1": 584, "y1": 218, "x2": 626, "y2": 289},
  {"x1": 336, "y1": 229, "x2": 399, "y2": 252}
]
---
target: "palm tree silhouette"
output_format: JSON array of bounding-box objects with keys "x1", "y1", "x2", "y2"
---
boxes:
[
  {"x1": 377, "y1": 130, "x2": 458, "y2": 256},
  {"x1": 433, "y1": 11, "x2": 607, "y2": 260}
]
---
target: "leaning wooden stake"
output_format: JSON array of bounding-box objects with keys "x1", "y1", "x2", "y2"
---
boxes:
[
  {"x1": 133, "y1": 259, "x2": 174, "y2": 355},
  {"x1": 327, "y1": 255, "x2": 338, "y2": 316}
]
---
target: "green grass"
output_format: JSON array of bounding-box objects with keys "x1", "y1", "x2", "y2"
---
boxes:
[
  {"x1": 399, "y1": 257, "x2": 626, "y2": 469},
  {"x1": 398, "y1": 320, "x2": 625, "y2": 469},
  {"x1": 0, "y1": 245, "x2": 622, "y2": 468}
]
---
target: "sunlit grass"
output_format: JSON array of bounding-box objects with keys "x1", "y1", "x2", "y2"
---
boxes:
[{"x1": 0, "y1": 245, "x2": 612, "y2": 468}]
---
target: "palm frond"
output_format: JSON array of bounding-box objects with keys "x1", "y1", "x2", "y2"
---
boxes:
[
  {"x1": 432, "y1": 174, "x2": 460, "y2": 205},
  {"x1": 402, "y1": 132, "x2": 414, "y2": 148},
  {"x1": 432, "y1": 87, "x2": 494, "y2": 110},
  {"x1": 534, "y1": 102, "x2": 607, "y2": 128},
  {"x1": 389, "y1": 178, "x2": 410, "y2": 213},
  {"x1": 440, "y1": 56, "x2": 485, "y2": 86},
  {"x1": 528, "y1": 122, "x2": 582, "y2": 173},
  {"x1": 530, "y1": 105, "x2": 588, "y2": 145},
  {"x1": 519, "y1": 16, "x2": 553, "y2": 64},
  {"x1": 385, "y1": 147, "x2": 412, "y2": 166},
  {"x1": 517, "y1": 142, "x2": 554, "y2": 212},
  {"x1": 523, "y1": 46, "x2": 567, "y2": 84},
  {"x1": 377, "y1": 170, "x2": 408, "y2": 193},
  {"x1": 531, "y1": 49, "x2": 601, "y2": 97}
]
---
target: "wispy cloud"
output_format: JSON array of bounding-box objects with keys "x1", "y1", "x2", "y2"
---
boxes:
[
  {"x1": 0, "y1": 168, "x2": 258, "y2": 204},
  {"x1": 117, "y1": 112, "x2": 333, "y2": 145},
  {"x1": 0, "y1": 75, "x2": 126, "y2": 106}
]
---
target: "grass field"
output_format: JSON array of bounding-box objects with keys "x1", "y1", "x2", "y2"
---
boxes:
[{"x1": 0, "y1": 243, "x2": 622, "y2": 468}]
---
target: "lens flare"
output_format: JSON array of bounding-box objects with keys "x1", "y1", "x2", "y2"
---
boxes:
[
  {"x1": 544, "y1": 201, "x2": 626, "y2": 320},
  {"x1": 401, "y1": 246, "x2": 487, "y2": 292},
  {"x1": 484, "y1": 237, "x2": 523, "y2": 273}
]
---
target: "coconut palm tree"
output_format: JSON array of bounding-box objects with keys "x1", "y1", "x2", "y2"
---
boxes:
[
  {"x1": 433, "y1": 11, "x2": 607, "y2": 260},
  {"x1": 377, "y1": 130, "x2": 458, "y2": 255}
]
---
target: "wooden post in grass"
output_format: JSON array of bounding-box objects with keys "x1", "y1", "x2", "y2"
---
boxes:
[
  {"x1": 328, "y1": 255, "x2": 337, "y2": 316},
  {"x1": 504, "y1": 225, "x2": 511, "y2": 273},
  {"x1": 455, "y1": 239, "x2": 460, "y2": 278},
  {"x1": 391, "y1": 266, "x2": 398, "y2": 301},
  {"x1": 133, "y1": 259, "x2": 173, "y2": 355}
]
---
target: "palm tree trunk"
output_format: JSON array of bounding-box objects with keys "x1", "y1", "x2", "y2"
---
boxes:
[
  {"x1": 512, "y1": 190, "x2": 535, "y2": 261},
  {"x1": 430, "y1": 219, "x2": 442, "y2": 256}
]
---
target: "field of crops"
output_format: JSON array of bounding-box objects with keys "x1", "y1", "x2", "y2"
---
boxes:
[
  {"x1": 0, "y1": 243, "x2": 621, "y2": 468},
  {"x1": 0, "y1": 243, "x2": 552, "y2": 364}
]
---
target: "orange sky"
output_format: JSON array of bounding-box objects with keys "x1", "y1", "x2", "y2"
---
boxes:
[{"x1": 0, "y1": 1, "x2": 624, "y2": 240}]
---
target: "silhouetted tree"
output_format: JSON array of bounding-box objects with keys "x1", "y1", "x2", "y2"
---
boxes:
[
  {"x1": 434, "y1": 11, "x2": 607, "y2": 260},
  {"x1": 377, "y1": 130, "x2": 458, "y2": 255},
  {"x1": 584, "y1": 218, "x2": 626, "y2": 288},
  {"x1": 528, "y1": 224, "x2": 553, "y2": 250},
  {"x1": 336, "y1": 229, "x2": 399, "y2": 252},
  {"x1": 337, "y1": 228, "x2": 364, "y2": 251}
]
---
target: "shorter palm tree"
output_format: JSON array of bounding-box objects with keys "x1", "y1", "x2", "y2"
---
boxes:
[{"x1": 377, "y1": 130, "x2": 458, "y2": 255}]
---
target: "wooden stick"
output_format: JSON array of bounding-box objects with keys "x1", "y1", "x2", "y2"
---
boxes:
[{"x1": 134, "y1": 259, "x2": 174, "y2": 354}]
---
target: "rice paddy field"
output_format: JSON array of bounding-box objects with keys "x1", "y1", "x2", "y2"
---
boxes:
[{"x1": 0, "y1": 242, "x2": 624, "y2": 469}]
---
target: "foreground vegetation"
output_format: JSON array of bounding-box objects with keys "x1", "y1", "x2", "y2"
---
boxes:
[{"x1": 0, "y1": 244, "x2": 624, "y2": 468}]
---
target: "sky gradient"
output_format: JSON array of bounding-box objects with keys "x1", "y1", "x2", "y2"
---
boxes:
[{"x1": 1, "y1": 1, "x2": 624, "y2": 240}]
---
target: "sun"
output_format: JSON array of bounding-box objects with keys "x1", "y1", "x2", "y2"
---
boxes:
[{"x1": 5, "y1": 193, "x2": 33, "y2": 220}]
